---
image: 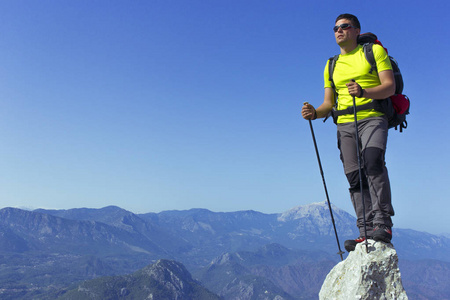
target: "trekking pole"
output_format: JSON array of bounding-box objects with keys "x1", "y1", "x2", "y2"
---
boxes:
[
  {"x1": 351, "y1": 81, "x2": 369, "y2": 254},
  {"x1": 304, "y1": 102, "x2": 345, "y2": 261}
]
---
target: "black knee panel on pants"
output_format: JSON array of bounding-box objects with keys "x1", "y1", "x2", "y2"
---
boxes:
[
  {"x1": 363, "y1": 147, "x2": 385, "y2": 176},
  {"x1": 346, "y1": 170, "x2": 369, "y2": 192}
]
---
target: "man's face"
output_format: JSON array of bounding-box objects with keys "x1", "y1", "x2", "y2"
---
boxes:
[{"x1": 334, "y1": 18, "x2": 360, "y2": 46}]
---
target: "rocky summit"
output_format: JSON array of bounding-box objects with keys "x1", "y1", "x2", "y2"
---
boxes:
[{"x1": 319, "y1": 240, "x2": 408, "y2": 300}]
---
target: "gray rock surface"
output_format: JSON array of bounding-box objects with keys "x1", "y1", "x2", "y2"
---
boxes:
[{"x1": 319, "y1": 240, "x2": 408, "y2": 299}]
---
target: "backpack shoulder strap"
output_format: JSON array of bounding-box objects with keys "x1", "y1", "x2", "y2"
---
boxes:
[
  {"x1": 328, "y1": 54, "x2": 339, "y2": 89},
  {"x1": 324, "y1": 55, "x2": 339, "y2": 123},
  {"x1": 363, "y1": 43, "x2": 377, "y2": 74}
]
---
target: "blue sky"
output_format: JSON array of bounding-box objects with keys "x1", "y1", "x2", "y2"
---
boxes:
[{"x1": 0, "y1": 1, "x2": 449, "y2": 235}]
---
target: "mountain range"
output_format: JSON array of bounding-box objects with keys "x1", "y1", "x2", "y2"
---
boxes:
[{"x1": 0, "y1": 202, "x2": 449, "y2": 299}]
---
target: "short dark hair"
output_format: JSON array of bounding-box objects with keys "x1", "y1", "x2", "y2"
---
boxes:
[{"x1": 335, "y1": 13, "x2": 361, "y2": 29}]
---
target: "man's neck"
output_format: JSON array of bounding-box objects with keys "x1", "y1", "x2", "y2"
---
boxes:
[{"x1": 340, "y1": 41, "x2": 358, "y2": 55}]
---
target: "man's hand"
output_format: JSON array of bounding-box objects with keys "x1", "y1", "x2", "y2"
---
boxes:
[
  {"x1": 346, "y1": 80, "x2": 364, "y2": 98},
  {"x1": 302, "y1": 102, "x2": 317, "y2": 120}
]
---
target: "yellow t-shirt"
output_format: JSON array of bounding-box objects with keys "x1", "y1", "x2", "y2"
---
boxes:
[{"x1": 324, "y1": 44, "x2": 392, "y2": 123}]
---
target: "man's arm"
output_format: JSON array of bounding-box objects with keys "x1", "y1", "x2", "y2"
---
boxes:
[
  {"x1": 347, "y1": 69, "x2": 396, "y2": 99},
  {"x1": 302, "y1": 87, "x2": 335, "y2": 120}
]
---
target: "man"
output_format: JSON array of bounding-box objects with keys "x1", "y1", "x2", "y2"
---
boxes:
[{"x1": 301, "y1": 14, "x2": 395, "y2": 252}]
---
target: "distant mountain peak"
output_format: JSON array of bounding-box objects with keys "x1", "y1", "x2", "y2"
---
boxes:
[
  {"x1": 57, "y1": 259, "x2": 221, "y2": 299},
  {"x1": 210, "y1": 253, "x2": 239, "y2": 266},
  {"x1": 139, "y1": 259, "x2": 194, "y2": 283},
  {"x1": 278, "y1": 201, "x2": 338, "y2": 222}
]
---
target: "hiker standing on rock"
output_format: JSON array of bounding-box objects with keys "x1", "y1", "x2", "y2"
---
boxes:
[{"x1": 301, "y1": 13, "x2": 395, "y2": 252}]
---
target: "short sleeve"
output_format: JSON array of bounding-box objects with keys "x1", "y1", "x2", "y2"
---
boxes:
[
  {"x1": 323, "y1": 59, "x2": 332, "y2": 89},
  {"x1": 373, "y1": 44, "x2": 392, "y2": 73}
]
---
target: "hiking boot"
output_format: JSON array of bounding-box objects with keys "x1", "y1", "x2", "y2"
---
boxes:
[
  {"x1": 373, "y1": 224, "x2": 392, "y2": 243},
  {"x1": 344, "y1": 236, "x2": 369, "y2": 252}
]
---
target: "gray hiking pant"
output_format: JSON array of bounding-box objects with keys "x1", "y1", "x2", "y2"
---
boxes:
[{"x1": 337, "y1": 116, "x2": 394, "y2": 237}]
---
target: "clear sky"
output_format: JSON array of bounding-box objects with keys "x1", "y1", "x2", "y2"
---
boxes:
[{"x1": 0, "y1": 1, "x2": 449, "y2": 235}]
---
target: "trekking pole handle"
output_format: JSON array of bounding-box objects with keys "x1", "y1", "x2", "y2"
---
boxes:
[
  {"x1": 350, "y1": 79, "x2": 365, "y2": 98},
  {"x1": 303, "y1": 102, "x2": 313, "y2": 119}
]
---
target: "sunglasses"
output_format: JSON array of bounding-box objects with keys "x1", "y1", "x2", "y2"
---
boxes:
[{"x1": 333, "y1": 23, "x2": 357, "y2": 32}]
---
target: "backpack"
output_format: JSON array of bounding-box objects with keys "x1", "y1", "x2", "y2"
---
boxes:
[{"x1": 328, "y1": 33, "x2": 410, "y2": 132}]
